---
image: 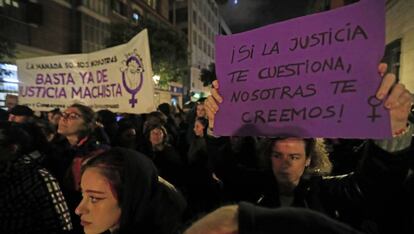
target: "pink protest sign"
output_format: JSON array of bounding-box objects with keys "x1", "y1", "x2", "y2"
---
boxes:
[{"x1": 214, "y1": 0, "x2": 390, "y2": 138}]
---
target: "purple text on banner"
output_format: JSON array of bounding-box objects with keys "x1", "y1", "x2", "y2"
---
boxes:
[{"x1": 214, "y1": 0, "x2": 390, "y2": 139}]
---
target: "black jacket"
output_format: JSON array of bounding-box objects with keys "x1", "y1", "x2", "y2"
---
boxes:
[
  {"x1": 239, "y1": 202, "x2": 364, "y2": 234},
  {"x1": 207, "y1": 136, "x2": 411, "y2": 233}
]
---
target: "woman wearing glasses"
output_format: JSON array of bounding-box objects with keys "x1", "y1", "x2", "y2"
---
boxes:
[{"x1": 47, "y1": 103, "x2": 109, "y2": 234}]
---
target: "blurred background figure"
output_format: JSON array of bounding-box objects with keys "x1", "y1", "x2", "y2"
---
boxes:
[
  {"x1": 141, "y1": 124, "x2": 185, "y2": 190},
  {"x1": 185, "y1": 116, "x2": 222, "y2": 219},
  {"x1": 96, "y1": 109, "x2": 119, "y2": 145},
  {"x1": 47, "y1": 108, "x2": 62, "y2": 129},
  {"x1": 8, "y1": 105, "x2": 34, "y2": 123},
  {"x1": 5, "y1": 94, "x2": 18, "y2": 111},
  {"x1": 0, "y1": 121, "x2": 73, "y2": 233}
]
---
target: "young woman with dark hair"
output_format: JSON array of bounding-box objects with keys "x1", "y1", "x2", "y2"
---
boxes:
[
  {"x1": 45, "y1": 103, "x2": 109, "y2": 233},
  {"x1": 185, "y1": 117, "x2": 222, "y2": 218},
  {"x1": 141, "y1": 124, "x2": 186, "y2": 189},
  {"x1": 75, "y1": 147, "x2": 186, "y2": 234}
]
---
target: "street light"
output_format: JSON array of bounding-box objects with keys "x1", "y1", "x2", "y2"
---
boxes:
[{"x1": 152, "y1": 74, "x2": 160, "y2": 84}]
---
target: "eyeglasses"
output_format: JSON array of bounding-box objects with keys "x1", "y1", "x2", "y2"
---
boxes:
[{"x1": 61, "y1": 112, "x2": 82, "y2": 121}]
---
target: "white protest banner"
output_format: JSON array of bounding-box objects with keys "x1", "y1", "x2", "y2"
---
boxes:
[{"x1": 16, "y1": 29, "x2": 154, "y2": 113}]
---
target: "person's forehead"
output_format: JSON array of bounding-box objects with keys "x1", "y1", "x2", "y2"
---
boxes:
[
  {"x1": 195, "y1": 120, "x2": 203, "y2": 125},
  {"x1": 6, "y1": 95, "x2": 17, "y2": 100},
  {"x1": 64, "y1": 107, "x2": 81, "y2": 114},
  {"x1": 6, "y1": 98, "x2": 17, "y2": 103},
  {"x1": 81, "y1": 168, "x2": 111, "y2": 191},
  {"x1": 151, "y1": 128, "x2": 163, "y2": 133},
  {"x1": 273, "y1": 138, "x2": 306, "y2": 149},
  {"x1": 14, "y1": 115, "x2": 27, "y2": 119}
]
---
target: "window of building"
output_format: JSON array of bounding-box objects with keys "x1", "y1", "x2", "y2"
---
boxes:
[
  {"x1": 112, "y1": 0, "x2": 127, "y2": 16},
  {"x1": 181, "y1": 27, "x2": 187, "y2": 35},
  {"x1": 82, "y1": 14, "x2": 109, "y2": 53},
  {"x1": 83, "y1": 0, "x2": 109, "y2": 15},
  {"x1": 193, "y1": 31, "x2": 197, "y2": 45},
  {"x1": 146, "y1": 0, "x2": 157, "y2": 10},
  {"x1": 176, "y1": 7, "x2": 187, "y2": 23},
  {"x1": 193, "y1": 10, "x2": 197, "y2": 25},
  {"x1": 198, "y1": 35, "x2": 202, "y2": 50},
  {"x1": 0, "y1": 0, "x2": 19, "y2": 8},
  {"x1": 0, "y1": 63, "x2": 18, "y2": 109}
]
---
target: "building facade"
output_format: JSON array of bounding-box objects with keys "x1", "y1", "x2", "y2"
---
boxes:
[
  {"x1": 0, "y1": 0, "x2": 183, "y2": 108},
  {"x1": 308, "y1": 0, "x2": 413, "y2": 92},
  {"x1": 170, "y1": 0, "x2": 231, "y2": 101}
]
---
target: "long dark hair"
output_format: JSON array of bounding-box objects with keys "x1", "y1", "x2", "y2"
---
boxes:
[{"x1": 81, "y1": 147, "x2": 186, "y2": 234}]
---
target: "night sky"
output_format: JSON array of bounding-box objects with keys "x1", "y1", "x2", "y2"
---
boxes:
[{"x1": 218, "y1": 0, "x2": 310, "y2": 33}]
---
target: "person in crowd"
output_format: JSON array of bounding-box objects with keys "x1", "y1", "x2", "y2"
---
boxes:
[
  {"x1": 48, "y1": 108, "x2": 62, "y2": 129},
  {"x1": 158, "y1": 103, "x2": 179, "y2": 145},
  {"x1": 0, "y1": 121, "x2": 73, "y2": 233},
  {"x1": 324, "y1": 138, "x2": 365, "y2": 175},
  {"x1": 188, "y1": 117, "x2": 209, "y2": 163},
  {"x1": 46, "y1": 103, "x2": 109, "y2": 233},
  {"x1": 195, "y1": 101, "x2": 207, "y2": 119},
  {"x1": 96, "y1": 109, "x2": 118, "y2": 145},
  {"x1": 114, "y1": 118, "x2": 139, "y2": 150},
  {"x1": 54, "y1": 103, "x2": 109, "y2": 184},
  {"x1": 35, "y1": 118, "x2": 59, "y2": 143},
  {"x1": 140, "y1": 124, "x2": 185, "y2": 189},
  {"x1": 185, "y1": 117, "x2": 222, "y2": 218},
  {"x1": 75, "y1": 147, "x2": 186, "y2": 234},
  {"x1": 5, "y1": 93, "x2": 18, "y2": 111},
  {"x1": 185, "y1": 98, "x2": 207, "y2": 151},
  {"x1": 174, "y1": 104, "x2": 193, "y2": 157},
  {"x1": 0, "y1": 108, "x2": 8, "y2": 121},
  {"x1": 203, "y1": 64, "x2": 413, "y2": 233},
  {"x1": 143, "y1": 111, "x2": 168, "y2": 131},
  {"x1": 184, "y1": 202, "x2": 364, "y2": 234},
  {"x1": 8, "y1": 104, "x2": 34, "y2": 123},
  {"x1": 186, "y1": 101, "x2": 208, "y2": 148}
]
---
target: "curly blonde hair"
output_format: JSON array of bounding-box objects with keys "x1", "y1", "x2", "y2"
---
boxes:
[
  {"x1": 262, "y1": 137, "x2": 332, "y2": 177},
  {"x1": 305, "y1": 138, "x2": 332, "y2": 176}
]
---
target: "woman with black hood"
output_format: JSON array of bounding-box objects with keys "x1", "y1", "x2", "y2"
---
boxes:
[{"x1": 75, "y1": 147, "x2": 186, "y2": 234}]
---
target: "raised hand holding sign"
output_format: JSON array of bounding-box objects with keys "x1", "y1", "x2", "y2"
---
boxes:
[{"x1": 214, "y1": 0, "x2": 391, "y2": 138}]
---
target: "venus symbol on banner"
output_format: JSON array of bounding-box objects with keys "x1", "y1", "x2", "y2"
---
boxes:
[{"x1": 120, "y1": 50, "x2": 145, "y2": 108}]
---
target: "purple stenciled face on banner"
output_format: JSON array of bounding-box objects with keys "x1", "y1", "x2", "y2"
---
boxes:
[{"x1": 121, "y1": 52, "x2": 145, "y2": 108}]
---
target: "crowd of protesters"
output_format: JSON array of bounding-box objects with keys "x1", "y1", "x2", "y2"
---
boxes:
[{"x1": 0, "y1": 63, "x2": 413, "y2": 234}]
